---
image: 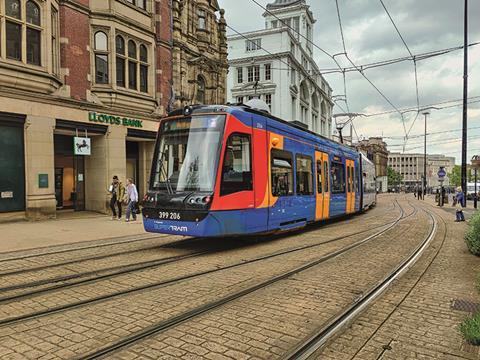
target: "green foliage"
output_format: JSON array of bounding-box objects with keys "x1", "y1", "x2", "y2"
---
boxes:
[
  {"x1": 449, "y1": 165, "x2": 474, "y2": 187},
  {"x1": 465, "y1": 212, "x2": 480, "y2": 256},
  {"x1": 460, "y1": 313, "x2": 480, "y2": 345},
  {"x1": 387, "y1": 166, "x2": 403, "y2": 187}
]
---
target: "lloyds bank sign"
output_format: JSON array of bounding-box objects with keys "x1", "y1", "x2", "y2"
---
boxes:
[{"x1": 88, "y1": 112, "x2": 143, "y2": 128}]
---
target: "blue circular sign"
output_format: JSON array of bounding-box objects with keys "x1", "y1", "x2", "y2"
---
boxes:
[{"x1": 438, "y1": 168, "x2": 446, "y2": 178}]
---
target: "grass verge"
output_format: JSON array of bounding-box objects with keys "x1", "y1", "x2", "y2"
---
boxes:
[{"x1": 465, "y1": 211, "x2": 480, "y2": 255}]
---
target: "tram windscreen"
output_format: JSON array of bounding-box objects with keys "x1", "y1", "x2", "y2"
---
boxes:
[{"x1": 151, "y1": 115, "x2": 226, "y2": 193}]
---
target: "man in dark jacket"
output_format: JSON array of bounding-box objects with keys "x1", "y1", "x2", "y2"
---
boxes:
[{"x1": 109, "y1": 176, "x2": 125, "y2": 220}]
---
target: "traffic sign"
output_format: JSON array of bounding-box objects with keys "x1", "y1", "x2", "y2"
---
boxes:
[{"x1": 437, "y1": 167, "x2": 446, "y2": 178}]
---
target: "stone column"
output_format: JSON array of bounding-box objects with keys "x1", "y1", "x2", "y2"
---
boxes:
[
  {"x1": 85, "y1": 126, "x2": 127, "y2": 213},
  {"x1": 24, "y1": 116, "x2": 56, "y2": 220}
]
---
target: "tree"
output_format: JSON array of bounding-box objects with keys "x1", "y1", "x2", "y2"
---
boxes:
[
  {"x1": 387, "y1": 166, "x2": 403, "y2": 187},
  {"x1": 449, "y1": 165, "x2": 474, "y2": 187}
]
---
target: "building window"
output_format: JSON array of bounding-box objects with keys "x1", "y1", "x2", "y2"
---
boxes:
[
  {"x1": 196, "y1": 75, "x2": 206, "y2": 104},
  {"x1": 291, "y1": 68, "x2": 296, "y2": 85},
  {"x1": 265, "y1": 63, "x2": 271, "y2": 81},
  {"x1": 247, "y1": 66, "x2": 254, "y2": 82},
  {"x1": 94, "y1": 31, "x2": 109, "y2": 84},
  {"x1": 125, "y1": 0, "x2": 146, "y2": 10},
  {"x1": 271, "y1": 20, "x2": 277, "y2": 28},
  {"x1": 197, "y1": 9, "x2": 206, "y2": 30},
  {"x1": 293, "y1": 17, "x2": 300, "y2": 38},
  {"x1": 237, "y1": 67, "x2": 243, "y2": 84},
  {"x1": 139, "y1": 44, "x2": 148, "y2": 93},
  {"x1": 128, "y1": 40, "x2": 137, "y2": 89},
  {"x1": 296, "y1": 155, "x2": 313, "y2": 195},
  {"x1": 271, "y1": 149, "x2": 293, "y2": 197},
  {"x1": 246, "y1": 38, "x2": 261, "y2": 52},
  {"x1": 254, "y1": 65, "x2": 260, "y2": 82},
  {"x1": 291, "y1": 41, "x2": 296, "y2": 57},
  {"x1": 264, "y1": 94, "x2": 272, "y2": 110},
  {"x1": 236, "y1": 96, "x2": 244, "y2": 104},
  {"x1": 116, "y1": 35, "x2": 125, "y2": 87},
  {"x1": 51, "y1": 6, "x2": 59, "y2": 75},
  {"x1": 4, "y1": 0, "x2": 42, "y2": 65},
  {"x1": 221, "y1": 134, "x2": 252, "y2": 196}
]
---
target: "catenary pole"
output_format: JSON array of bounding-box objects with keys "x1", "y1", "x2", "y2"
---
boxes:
[{"x1": 461, "y1": 0, "x2": 469, "y2": 196}]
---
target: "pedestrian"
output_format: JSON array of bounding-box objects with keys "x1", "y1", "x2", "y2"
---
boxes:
[
  {"x1": 108, "y1": 175, "x2": 125, "y2": 220},
  {"x1": 453, "y1": 186, "x2": 466, "y2": 222},
  {"x1": 125, "y1": 178, "x2": 139, "y2": 222},
  {"x1": 417, "y1": 186, "x2": 422, "y2": 200}
]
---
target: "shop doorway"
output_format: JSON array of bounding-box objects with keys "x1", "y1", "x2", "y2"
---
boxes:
[
  {"x1": 0, "y1": 122, "x2": 25, "y2": 212},
  {"x1": 126, "y1": 141, "x2": 140, "y2": 194},
  {"x1": 54, "y1": 135, "x2": 85, "y2": 211}
]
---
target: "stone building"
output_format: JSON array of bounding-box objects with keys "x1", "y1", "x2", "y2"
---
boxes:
[
  {"x1": 388, "y1": 153, "x2": 455, "y2": 190},
  {"x1": 171, "y1": 0, "x2": 228, "y2": 108},
  {"x1": 226, "y1": 0, "x2": 333, "y2": 137},
  {"x1": 355, "y1": 137, "x2": 389, "y2": 192},
  {"x1": 0, "y1": 0, "x2": 173, "y2": 220}
]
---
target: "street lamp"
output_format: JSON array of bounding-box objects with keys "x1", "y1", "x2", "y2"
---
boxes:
[
  {"x1": 472, "y1": 155, "x2": 480, "y2": 209},
  {"x1": 422, "y1": 111, "x2": 429, "y2": 199},
  {"x1": 416, "y1": 107, "x2": 439, "y2": 199}
]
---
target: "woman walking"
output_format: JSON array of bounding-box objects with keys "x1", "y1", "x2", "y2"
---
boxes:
[
  {"x1": 454, "y1": 186, "x2": 466, "y2": 222},
  {"x1": 125, "y1": 178, "x2": 139, "y2": 222}
]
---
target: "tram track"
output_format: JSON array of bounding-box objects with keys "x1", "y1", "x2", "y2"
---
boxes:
[
  {"x1": 67, "y1": 201, "x2": 420, "y2": 359},
  {"x1": 0, "y1": 198, "x2": 395, "y2": 277},
  {"x1": 281, "y1": 204, "x2": 439, "y2": 360},
  {"x1": 0, "y1": 201, "x2": 402, "y2": 303},
  {"x1": 0, "y1": 201, "x2": 410, "y2": 327}
]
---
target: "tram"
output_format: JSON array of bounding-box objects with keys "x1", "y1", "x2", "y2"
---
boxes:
[{"x1": 142, "y1": 102, "x2": 376, "y2": 237}]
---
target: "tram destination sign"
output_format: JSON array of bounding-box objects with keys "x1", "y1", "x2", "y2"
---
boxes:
[{"x1": 88, "y1": 112, "x2": 143, "y2": 128}]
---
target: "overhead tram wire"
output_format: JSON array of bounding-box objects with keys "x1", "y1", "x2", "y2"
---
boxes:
[
  {"x1": 333, "y1": 0, "x2": 408, "y2": 139},
  {"x1": 267, "y1": 42, "x2": 480, "y2": 75},
  {"x1": 378, "y1": 0, "x2": 422, "y2": 149},
  {"x1": 250, "y1": 0, "x2": 408, "y2": 139}
]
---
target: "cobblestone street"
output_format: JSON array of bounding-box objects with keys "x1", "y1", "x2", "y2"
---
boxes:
[{"x1": 0, "y1": 195, "x2": 478, "y2": 359}]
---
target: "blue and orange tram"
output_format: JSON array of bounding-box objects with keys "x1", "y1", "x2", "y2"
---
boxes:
[{"x1": 142, "y1": 104, "x2": 376, "y2": 237}]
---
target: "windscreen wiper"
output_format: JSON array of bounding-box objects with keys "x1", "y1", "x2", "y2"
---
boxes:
[{"x1": 158, "y1": 151, "x2": 174, "y2": 195}]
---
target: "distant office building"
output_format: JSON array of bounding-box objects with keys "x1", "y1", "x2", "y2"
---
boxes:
[
  {"x1": 226, "y1": 0, "x2": 333, "y2": 138},
  {"x1": 388, "y1": 153, "x2": 455, "y2": 189},
  {"x1": 355, "y1": 137, "x2": 389, "y2": 192}
]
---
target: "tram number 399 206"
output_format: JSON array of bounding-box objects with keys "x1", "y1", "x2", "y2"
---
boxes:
[{"x1": 158, "y1": 211, "x2": 181, "y2": 220}]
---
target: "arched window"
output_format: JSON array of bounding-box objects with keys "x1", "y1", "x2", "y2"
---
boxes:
[
  {"x1": 299, "y1": 81, "x2": 310, "y2": 125},
  {"x1": 196, "y1": 76, "x2": 206, "y2": 104},
  {"x1": 115, "y1": 35, "x2": 125, "y2": 87},
  {"x1": 127, "y1": 40, "x2": 137, "y2": 90},
  {"x1": 4, "y1": 0, "x2": 42, "y2": 65},
  {"x1": 312, "y1": 93, "x2": 320, "y2": 133},
  {"x1": 94, "y1": 31, "x2": 109, "y2": 84},
  {"x1": 139, "y1": 44, "x2": 148, "y2": 93}
]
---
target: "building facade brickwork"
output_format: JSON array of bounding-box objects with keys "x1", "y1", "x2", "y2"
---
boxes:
[
  {"x1": 171, "y1": 0, "x2": 228, "y2": 108},
  {"x1": 0, "y1": 0, "x2": 174, "y2": 220},
  {"x1": 355, "y1": 137, "x2": 389, "y2": 192}
]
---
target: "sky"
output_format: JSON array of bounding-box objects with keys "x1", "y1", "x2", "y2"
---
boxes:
[{"x1": 219, "y1": 0, "x2": 480, "y2": 164}]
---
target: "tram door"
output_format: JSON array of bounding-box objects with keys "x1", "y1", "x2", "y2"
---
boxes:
[
  {"x1": 346, "y1": 159, "x2": 355, "y2": 213},
  {"x1": 315, "y1": 151, "x2": 330, "y2": 220}
]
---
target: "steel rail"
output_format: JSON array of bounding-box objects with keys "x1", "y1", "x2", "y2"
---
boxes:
[
  {"x1": 282, "y1": 204, "x2": 438, "y2": 360},
  {"x1": 0, "y1": 201, "x2": 396, "y2": 276},
  {"x1": 77, "y1": 202, "x2": 415, "y2": 359},
  {"x1": 0, "y1": 203, "x2": 401, "y2": 303},
  {"x1": 0, "y1": 201, "x2": 409, "y2": 328}
]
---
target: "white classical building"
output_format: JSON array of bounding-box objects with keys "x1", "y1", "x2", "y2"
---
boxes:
[{"x1": 227, "y1": 0, "x2": 334, "y2": 138}]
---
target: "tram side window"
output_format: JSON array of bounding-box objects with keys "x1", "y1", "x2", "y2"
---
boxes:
[
  {"x1": 354, "y1": 166, "x2": 359, "y2": 193},
  {"x1": 220, "y1": 134, "x2": 252, "y2": 196},
  {"x1": 331, "y1": 161, "x2": 346, "y2": 194},
  {"x1": 296, "y1": 155, "x2": 313, "y2": 195},
  {"x1": 271, "y1": 149, "x2": 293, "y2": 196},
  {"x1": 317, "y1": 161, "x2": 322, "y2": 194}
]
